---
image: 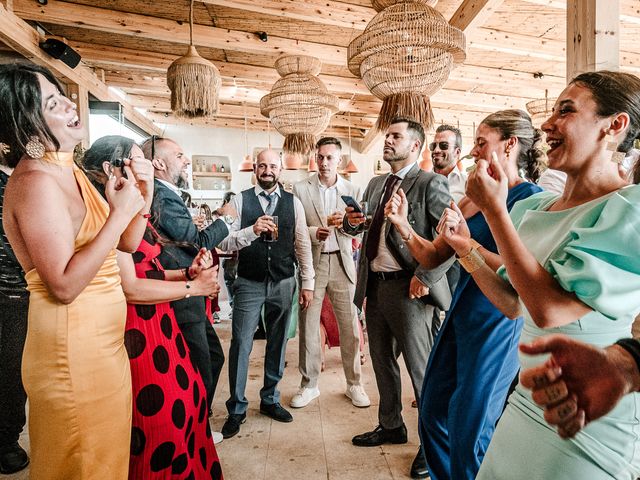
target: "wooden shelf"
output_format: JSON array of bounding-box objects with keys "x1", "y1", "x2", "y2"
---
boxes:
[{"x1": 192, "y1": 172, "x2": 232, "y2": 179}]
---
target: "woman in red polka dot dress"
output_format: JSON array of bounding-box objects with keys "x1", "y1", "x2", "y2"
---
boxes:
[{"x1": 84, "y1": 136, "x2": 223, "y2": 479}]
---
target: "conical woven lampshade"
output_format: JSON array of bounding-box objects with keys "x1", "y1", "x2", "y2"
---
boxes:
[
  {"x1": 348, "y1": 0, "x2": 465, "y2": 132},
  {"x1": 261, "y1": 55, "x2": 339, "y2": 156},
  {"x1": 167, "y1": 1, "x2": 221, "y2": 118}
]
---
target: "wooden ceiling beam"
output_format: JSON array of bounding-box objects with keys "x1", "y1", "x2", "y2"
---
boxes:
[
  {"x1": 449, "y1": 0, "x2": 506, "y2": 31},
  {"x1": 72, "y1": 41, "x2": 566, "y2": 94},
  {"x1": 0, "y1": 3, "x2": 160, "y2": 135},
  {"x1": 13, "y1": 0, "x2": 347, "y2": 66},
  {"x1": 199, "y1": 0, "x2": 374, "y2": 30}
]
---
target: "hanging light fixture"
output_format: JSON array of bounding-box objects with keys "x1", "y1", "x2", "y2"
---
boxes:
[
  {"x1": 348, "y1": 0, "x2": 465, "y2": 132},
  {"x1": 526, "y1": 89, "x2": 556, "y2": 127},
  {"x1": 342, "y1": 111, "x2": 358, "y2": 173},
  {"x1": 167, "y1": 0, "x2": 221, "y2": 118},
  {"x1": 238, "y1": 107, "x2": 254, "y2": 172},
  {"x1": 260, "y1": 55, "x2": 339, "y2": 159}
]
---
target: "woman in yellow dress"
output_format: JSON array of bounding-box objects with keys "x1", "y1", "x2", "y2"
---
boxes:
[{"x1": 0, "y1": 63, "x2": 150, "y2": 479}]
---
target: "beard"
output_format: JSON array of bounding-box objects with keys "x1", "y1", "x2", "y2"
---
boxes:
[
  {"x1": 175, "y1": 171, "x2": 188, "y2": 189},
  {"x1": 383, "y1": 147, "x2": 410, "y2": 164},
  {"x1": 432, "y1": 153, "x2": 453, "y2": 171},
  {"x1": 257, "y1": 174, "x2": 278, "y2": 190}
]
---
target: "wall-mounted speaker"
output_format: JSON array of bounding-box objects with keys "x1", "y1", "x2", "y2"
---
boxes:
[{"x1": 39, "y1": 38, "x2": 81, "y2": 69}]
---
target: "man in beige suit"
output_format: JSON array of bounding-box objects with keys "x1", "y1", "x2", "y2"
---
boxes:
[{"x1": 291, "y1": 137, "x2": 370, "y2": 408}]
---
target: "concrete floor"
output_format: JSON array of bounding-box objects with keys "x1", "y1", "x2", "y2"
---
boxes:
[{"x1": 5, "y1": 301, "x2": 422, "y2": 479}]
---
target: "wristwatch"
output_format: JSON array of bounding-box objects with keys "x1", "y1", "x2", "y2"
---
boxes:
[{"x1": 223, "y1": 214, "x2": 235, "y2": 225}]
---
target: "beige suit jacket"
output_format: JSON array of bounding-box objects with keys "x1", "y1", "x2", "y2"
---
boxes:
[{"x1": 293, "y1": 174, "x2": 361, "y2": 285}]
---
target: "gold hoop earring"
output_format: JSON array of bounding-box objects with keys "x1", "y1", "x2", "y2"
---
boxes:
[
  {"x1": 25, "y1": 136, "x2": 45, "y2": 159},
  {"x1": 505, "y1": 148, "x2": 511, "y2": 162},
  {"x1": 605, "y1": 129, "x2": 625, "y2": 164}
]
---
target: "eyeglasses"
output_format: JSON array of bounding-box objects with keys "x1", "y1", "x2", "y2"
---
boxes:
[{"x1": 428, "y1": 141, "x2": 450, "y2": 152}]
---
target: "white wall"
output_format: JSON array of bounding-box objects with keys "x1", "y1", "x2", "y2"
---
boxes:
[{"x1": 156, "y1": 123, "x2": 386, "y2": 194}]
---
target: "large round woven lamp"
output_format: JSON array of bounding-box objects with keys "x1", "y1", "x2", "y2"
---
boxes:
[
  {"x1": 260, "y1": 55, "x2": 339, "y2": 157},
  {"x1": 167, "y1": 0, "x2": 222, "y2": 118},
  {"x1": 348, "y1": 0, "x2": 465, "y2": 132},
  {"x1": 526, "y1": 91, "x2": 557, "y2": 127}
]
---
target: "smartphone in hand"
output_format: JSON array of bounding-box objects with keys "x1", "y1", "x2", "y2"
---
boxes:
[{"x1": 341, "y1": 195, "x2": 363, "y2": 213}]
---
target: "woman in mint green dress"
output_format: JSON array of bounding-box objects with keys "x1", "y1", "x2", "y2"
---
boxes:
[{"x1": 437, "y1": 70, "x2": 640, "y2": 479}]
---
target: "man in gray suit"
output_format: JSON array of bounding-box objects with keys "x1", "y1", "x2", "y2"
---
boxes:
[
  {"x1": 344, "y1": 117, "x2": 456, "y2": 479},
  {"x1": 291, "y1": 137, "x2": 370, "y2": 409}
]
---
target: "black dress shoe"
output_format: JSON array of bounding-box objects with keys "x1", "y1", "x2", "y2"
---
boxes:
[
  {"x1": 259, "y1": 402, "x2": 293, "y2": 423},
  {"x1": 221, "y1": 413, "x2": 246, "y2": 439},
  {"x1": 0, "y1": 443, "x2": 29, "y2": 474},
  {"x1": 410, "y1": 448, "x2": 429, "y2": 479},
  {"x1": 352, "y1": 424, "x2": 408, "y2": 447}
]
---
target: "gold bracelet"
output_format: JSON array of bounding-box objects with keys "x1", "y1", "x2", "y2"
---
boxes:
[{"x1": 457, "y1": 239, "x2": 485, "y2": 273}]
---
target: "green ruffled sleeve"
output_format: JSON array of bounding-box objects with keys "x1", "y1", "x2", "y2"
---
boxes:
[{"x1": 546, "y1": 186, "x2": 640, "y2": 319}]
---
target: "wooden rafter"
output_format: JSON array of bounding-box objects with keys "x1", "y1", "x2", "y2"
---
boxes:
[{"x1": 0, "y1": 3, "x2": 160, "y2": 136}]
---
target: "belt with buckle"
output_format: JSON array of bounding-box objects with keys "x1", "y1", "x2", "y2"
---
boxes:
[
  {"x1": 371, "y1": 270, "x2": 412, "y2": 280},
  {"x1": 321, "y1": 251, "x2": 340, "y2": 255}
]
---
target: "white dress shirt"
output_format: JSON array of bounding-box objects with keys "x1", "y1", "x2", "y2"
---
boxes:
[
  {"x1": 447, "y1": 167, "x2": 468, "y2": 204},
  {"x1": 370, "y1": 162, "x2": 416, "y2": 273},
  {"x1": 317, "y1": 176, "x2": 342, "y2": 253},
  {"x1": 219, "y1": 185, "x2": 315, "y2": 291}
]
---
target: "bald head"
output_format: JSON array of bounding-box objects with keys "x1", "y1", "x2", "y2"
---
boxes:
[
  {"x1": 255, "y1": 149, "x2": 282, "y2": 191},
  {"x1": 141, "y1": 136, "x2": 190, "y2": 187}
]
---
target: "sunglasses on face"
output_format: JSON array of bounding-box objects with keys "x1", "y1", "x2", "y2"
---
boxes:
[{"x1": 428, "y1": 141, "x2": 450, "y2": 152}]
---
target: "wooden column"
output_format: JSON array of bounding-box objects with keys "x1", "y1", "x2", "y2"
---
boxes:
[
  {"x1": 566, "y1": 0, "x2": 619, "y2": 81},
  {"x1": 66, "y1": 84, "x2": 90, "y2": 148}
]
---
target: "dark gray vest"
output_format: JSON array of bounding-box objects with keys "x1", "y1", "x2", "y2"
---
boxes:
[{"x1": 237, "y1": 188, "x2": 296, "y2": 282}]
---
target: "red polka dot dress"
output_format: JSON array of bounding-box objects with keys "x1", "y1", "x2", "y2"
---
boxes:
[{"x1": 124, "y1": 227, "x2": 223, "y2": 479}]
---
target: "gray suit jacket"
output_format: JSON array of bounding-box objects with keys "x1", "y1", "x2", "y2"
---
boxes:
[
  {"x1": 344, "y1": 163, "x2": 456, "y2": 310},
  {"x1": 293, "y1": 174, "x2": 361, "y2": 285}
]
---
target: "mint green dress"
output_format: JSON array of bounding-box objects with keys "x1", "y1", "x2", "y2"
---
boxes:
[{"x1": 477, "y1": 185, "x2": 640, "y2": 480}]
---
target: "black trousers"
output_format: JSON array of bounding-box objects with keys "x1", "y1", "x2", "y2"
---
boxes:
[
  {"x1": 179, "y1": 319, "x2": 225, "y2": 409},
  {"x1": 0, "y1": 294, "x2": 28, "y2": 446}
]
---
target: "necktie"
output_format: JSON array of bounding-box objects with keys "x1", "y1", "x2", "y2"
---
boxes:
[
  {"x1": 260, "y1": 191, "x2": 277, "y2": 215},
  {"x1": 366, "y1": 174, "x2": 400, "y2": 261}
]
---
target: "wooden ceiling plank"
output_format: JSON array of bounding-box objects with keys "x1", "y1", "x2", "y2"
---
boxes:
[
  {"x1": 13, "y1": 0, "x2": 347, "y2": 66},
  {"x1": 0, "y1": 3, "x2": 160, "y2": 135}
]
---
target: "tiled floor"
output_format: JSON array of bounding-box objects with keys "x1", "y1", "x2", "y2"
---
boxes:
[{"x1": 5, "y1": 302, "x2": 422, "y2": 479}]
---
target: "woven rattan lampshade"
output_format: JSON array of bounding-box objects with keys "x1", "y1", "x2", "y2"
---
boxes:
[
  {"x1": 260, "y1": 55, "x2": 339, "y2": 156},
  {"x1": 526, "y1": 93, "x2": 557, "y2": 127},
  {"x1": 348, "y1": 0, "x2": 465, "y2": 132},
  {"x1": 167, "y1": 0, "x2": 221, "y2": 118}
]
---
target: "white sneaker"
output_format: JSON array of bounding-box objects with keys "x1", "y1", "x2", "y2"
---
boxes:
[
  {"x1": 346, "y1": 385, "x2": 371, "y2": 408},
  {"x1": 212, "y1": 431, "x2": 224, "y2": 445},
  {"x1": 289, "y1": 386, "x2": 320, "y2": 408}
]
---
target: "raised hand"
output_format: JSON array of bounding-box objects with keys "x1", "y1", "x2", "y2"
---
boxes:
[
  {"x1": 105, "y1": 173, "x2": 145, "y2": 220},
  {"x1": 345, "y1": 206, "x2": 365, "y2": 226},
  {"x1": 437, "y1": 202, "x2": 472, "y2": 255},
  {"x1": 466, "y1": 152, "x2": 508, "y2": 215},
  {"x1": 316, "y1": 227, "x2": 331, "y2": 241},
  {"x1": 125, "y1": 157, "x2": 154, "y2": 200},
  {"x1": 384, "y1": 188, "x2": 410, "y2": 229}
]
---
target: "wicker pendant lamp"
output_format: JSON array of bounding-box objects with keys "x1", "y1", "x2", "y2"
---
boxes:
[
  {"x1": 526, "y1": 90, "x2": 556, "y2": 127},
  {"x1": 260, "y1": 55, "x2": 339, "y2": 157},
  {"x1": 167, "y1": 0, "x2": 221, "y2": 118},
  {"x1": 348, "y1": 0, "x2": 465, "y2": 132}
]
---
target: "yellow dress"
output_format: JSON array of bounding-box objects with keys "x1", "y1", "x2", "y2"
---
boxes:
[{"x1": 22, "y1": 152, "x2": 131, "y2": 479}]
